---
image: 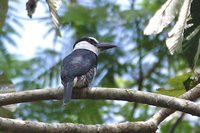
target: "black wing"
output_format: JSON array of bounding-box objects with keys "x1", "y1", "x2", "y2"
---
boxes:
[{"x1": 61, "y1": 49, "x2": 97, "y2": 81}]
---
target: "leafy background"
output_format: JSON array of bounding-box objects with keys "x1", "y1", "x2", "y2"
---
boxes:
[{"x1": 0, "y1": 0, "x2": 199, "y2": 132}]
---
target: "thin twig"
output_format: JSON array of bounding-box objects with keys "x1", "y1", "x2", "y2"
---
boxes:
[{"x1": 168, "y1": 113, "x2": 185, "y2": 133}]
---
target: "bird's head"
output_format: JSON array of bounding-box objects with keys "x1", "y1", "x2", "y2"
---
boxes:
[{"x1": 73, "y1": 37, "x2": 116, "y2": 55}]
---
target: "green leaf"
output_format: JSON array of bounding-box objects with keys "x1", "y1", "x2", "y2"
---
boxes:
[
  {"x1": 0, "y1": 73, "x2": 15, "y2": 93},
  {"x1": 0, "y1": 73, "x2": 16, "y2": 114},
  {"x1": 155, "y1": 72, "x2": 193, "y2": 96},
  {"x1": 0, "y1": 0, "x2": 8, "y2": 31},
  {"x1": 160, "y1": 118, "x2": 193, "y2": 133},
  {"x1": 156, "y1": 88, "x2": 185, "y2": 97},
  {"x1": 115, "y1": 77, "x2": 134, "y2": 88},
  {"x1": 166, "y1": 72, "x2": 193, "y2": 89}
]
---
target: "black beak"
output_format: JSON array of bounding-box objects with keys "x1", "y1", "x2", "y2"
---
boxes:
[{"x1": 97, "y1": 42, "x2": 117, "y2": 51}]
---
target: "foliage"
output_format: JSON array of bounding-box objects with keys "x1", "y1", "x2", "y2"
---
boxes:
[
  {"x1": 0, "y1": 0, "x2": 8, "y2": 30},
  {"x1": 0, "y1": 73, "x2": 16, "y2": 118},
  {"x1": 144, "y1": 0, "x2": 200, "y2": 68},
  {"x1": 0, "y1": 0, "x2": 198, "y2": 132},
  {"x1": 161, "y1": 118, "x2": 194, "y2": 133},
  {"x1": 155, "y1": 72, "x2": 193, "y2": 96}
]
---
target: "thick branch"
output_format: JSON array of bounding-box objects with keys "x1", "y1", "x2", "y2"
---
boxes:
[
  {"x1": 0, "y1": 86, "x2": 200, "y2": 116},
  {"x1": 0, "y1": 85, "x2": 199, "y2": 132},
  {"x1": 0, "y1": 117, "x2": 156, "y2": 133}
]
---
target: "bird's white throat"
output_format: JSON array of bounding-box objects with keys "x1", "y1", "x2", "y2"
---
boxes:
[{"x1": 73, "y1": 41, "x2": 99, "y2": 55}]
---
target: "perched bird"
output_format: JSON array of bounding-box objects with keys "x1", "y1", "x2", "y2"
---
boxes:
[{"x1": 61, "y1": 37, "x2": 116, "y2": 104}]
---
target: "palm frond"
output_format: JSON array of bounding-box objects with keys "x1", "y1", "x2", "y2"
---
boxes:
[
  {"x1": 46, "y1": 0, "x2": 62, "y2": 36},
  {"x1": 166, "y1": 0, "x2": 192, "y2": 54},
  {"x1": 144, "y1": 0, "x2": 184, "y2": 35}
]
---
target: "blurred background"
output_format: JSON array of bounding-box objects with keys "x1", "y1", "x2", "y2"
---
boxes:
[{"x1": 0, "y1": 0, "x2": 199, "y2": 132}]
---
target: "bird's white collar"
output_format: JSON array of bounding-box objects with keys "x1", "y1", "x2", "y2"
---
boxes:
[{"x1": 73, "y1": 41, "x2": 99, "y2": 55}]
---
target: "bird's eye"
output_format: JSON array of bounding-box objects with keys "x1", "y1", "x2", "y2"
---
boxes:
[{"x1": 88, "y1": 39, "x2": 94, "y2": 44}]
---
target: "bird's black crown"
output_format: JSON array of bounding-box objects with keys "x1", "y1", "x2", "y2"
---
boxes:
[{"x1": 73, "y1": 37, "x2": 99, "y2": 48}]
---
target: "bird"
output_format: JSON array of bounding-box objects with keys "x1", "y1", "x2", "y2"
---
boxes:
[{"x1": 61, "y1": 37, "x2": 116, "y2": 104}]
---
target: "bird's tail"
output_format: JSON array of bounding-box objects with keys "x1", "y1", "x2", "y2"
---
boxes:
[{"x1": 63, "y1": 80, "x2": 74, "y2": 104}]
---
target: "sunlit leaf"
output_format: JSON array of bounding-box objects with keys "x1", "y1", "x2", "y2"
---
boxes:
[
  {"x1": 166, "y1": 72, "x2": 193, "y2": 89},
  {"x1": 156, "y1": 88, "x2": 185, "y2": 97},
  {"x1": 115, "y1": 77, "x2": 133, "y2": 88},
  {"x1": 155, "y1": 72, "x2": 194, "y2": 96},
  {"x1": 46, "y1": 0, "x2": 62, "y2": 36},
  {"x1": 166, "y1": 0, "x2": 192, "y2": 54},
  {"x1": 144, "y1": 0, "x2": 184, "y2": 35}
]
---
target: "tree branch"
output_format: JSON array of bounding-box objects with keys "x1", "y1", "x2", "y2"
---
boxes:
[
  {"x1": 0, "y1": 84, "x2": 199, "y2": 132},
  {"x1": 0, "y1": 86, "x2": 200, "y2": 116},
  {"x1": 0, "y1": 117, "x2": 156, "y2": 133},
  {"x1": 148, "y1": 84, "x2": 200, "y2": 126}
]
